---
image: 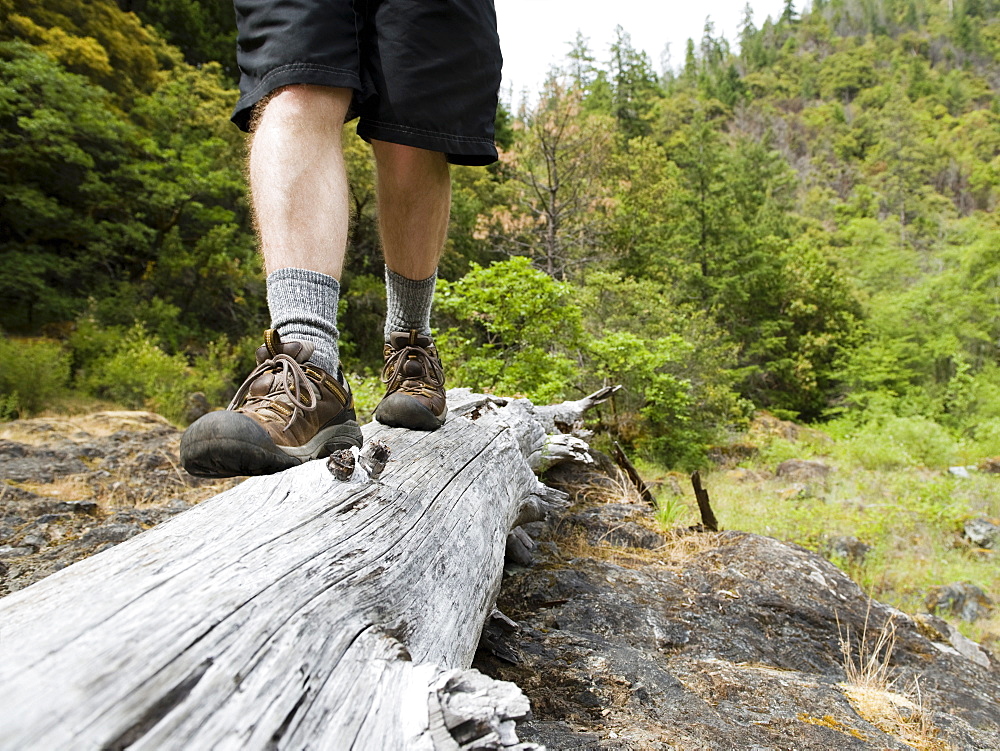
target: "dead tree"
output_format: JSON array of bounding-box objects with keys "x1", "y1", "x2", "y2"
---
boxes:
[{"x1": 0, "y1": 388, "x2": 614, "y2": 750}]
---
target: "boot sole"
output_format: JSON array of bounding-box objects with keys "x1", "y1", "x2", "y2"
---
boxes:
[
  {"x1": 180, "y1": 411, "x2": 364, "y2": 479},
  {"x1": 374, "y1": 393, "x2": 447, "y2": 431}
]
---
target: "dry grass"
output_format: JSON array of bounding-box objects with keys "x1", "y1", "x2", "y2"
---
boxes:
[
  {"x1": 553, "y1": 526, "x2": 728, "y2": 571},
  {"x1": 838, "y1": 602, "x2": 898, "y2": 692},
  {"x1": 562, "y1": 467, "x2": 647, "y2": 509},
  {"x1": 549, "y1": 466, "x2": 724, "y2": 570},
  {"x1": 0, "y1": 411, "x2": 174, "y2": 445},
  {"x1": 838, "y1": 604, "x2": 952, "y2": 750},
  {"x1": 1, "y1": 411, "x2": 232, "y2": 512},
  {"x1": 11, "y1": 476, "x2": 94, "y2": 503},
  {"x1": 86, "y1": 448, "x2": 232, "y2": 511}
]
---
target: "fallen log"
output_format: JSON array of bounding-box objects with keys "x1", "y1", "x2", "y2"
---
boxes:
[{"x1": 0, "y1": 388, "x2": 613, "y2": 750}]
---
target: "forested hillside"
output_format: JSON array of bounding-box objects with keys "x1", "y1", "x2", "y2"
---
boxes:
[{"x1": 2, "y1": 0, "x2": 999, "y2": 470}]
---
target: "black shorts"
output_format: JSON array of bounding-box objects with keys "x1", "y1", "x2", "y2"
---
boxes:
[{"x1": 232, "y1": 0, "x2": 503, "y2": 166}]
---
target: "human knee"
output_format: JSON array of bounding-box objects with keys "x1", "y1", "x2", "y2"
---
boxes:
[
  {"x1": 372, "y1": 141, "x2": 449, "y2": 187},
  {"x1": 254, "y1": 85, "x2": 352, "y2": 130}
]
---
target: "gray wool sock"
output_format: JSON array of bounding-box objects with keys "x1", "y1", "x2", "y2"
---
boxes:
[
  {"x1": 384, "y1": 265, "x2": 436, "y2": 341},
  {"x1": 266, "y1": 267, "x2": 341, "y2": 375}
]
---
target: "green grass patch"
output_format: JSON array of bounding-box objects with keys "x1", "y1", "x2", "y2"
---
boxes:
[{"x1": 644, "y1": 416, "x2": 1000, "y2": 648}]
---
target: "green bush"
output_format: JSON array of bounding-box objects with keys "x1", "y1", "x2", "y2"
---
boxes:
[
  {"x1": 838, "y1": 415, "x2": 959, "y2": 470},
  {"x1": 587, "y1": 331, "x2": 699, "y2": 463},
  {"x1": 66, "y1": 317, "x2": 125, "y2": 376},
  {"x1": 435, "y1": 258, "x2": 582, "y2": 402},
  {"x1": 838, "y1": 429, "x2": 913, "y2": 470},
  {"x1": 972, "y1": 418, "x2": 1000, "y2": 458},
  {"x1": 0, "y1": 336, "x2": 71, "y2": 418},
  {"x1": 882, "y1": 416, "x2": 959, "y2": 468},
  {"x1": 80, "y1": 325, "x2": 242, "y2": 423}
]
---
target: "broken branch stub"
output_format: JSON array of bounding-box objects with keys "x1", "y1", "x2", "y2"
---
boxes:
[{"x1": 691, "y1": 471, "x2": 720, "y2": 532}]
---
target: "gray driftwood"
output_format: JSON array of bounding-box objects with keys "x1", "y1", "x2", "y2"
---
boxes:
[{"x1": 0, "y1": 388, "x2": 613, "y2": 750}]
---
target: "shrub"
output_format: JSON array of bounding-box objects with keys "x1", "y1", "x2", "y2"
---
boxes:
[
  {"x1": 0, "y1": 336, "x2": 71, "y2": 418},
  {"x1": 80, "y1": 325, "x2": 243, "y2": 423},
  {"x1": 839, "y1": 429, "x2": 913, "y2": 470},
  {"x1": 972, "y1": 418, "x2": 1000, "y2": 458},
  {"x1": 65, "y1": 317, "x2": 125, "y2": 375},
  {"x1": 435, "y1": 258, "x2": 582, "y2": 402},
  {"x1": 838, "y1": 416, "x2": 959, "y2": 470},
  {"x1": 882, "y1": 416, "x2": 959, "y2": 468}
]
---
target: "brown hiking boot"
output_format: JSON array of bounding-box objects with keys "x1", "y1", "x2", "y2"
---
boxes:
[
  {"x1": 180, "y1": 329, "x2": 363, "y2": 478},
  {"x1": 373, "y1": 330, "x2": 447, "y2": 430}
]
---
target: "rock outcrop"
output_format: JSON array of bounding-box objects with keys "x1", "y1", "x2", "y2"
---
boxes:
[
  {"x1": 0, "y1": 412, "x2": 234, "y2": 596},
  {"x1": 474, "y1": 462, "x2": 1000, "y2": 750}
]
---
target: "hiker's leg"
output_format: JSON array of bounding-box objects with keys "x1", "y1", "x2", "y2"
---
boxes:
[
  {"x1": 370, "y1": 140, "x2": 450, "y2": 429},
  {"x1": 250, "y1": 85, "x2": 353, "y2": 279},
  {"x1": 373, "y1": 140, "x2": 450, "y2": 339},
  {"x1": 373, "y1": 139, "x2": 450, "y2": 279},
  {"x1": 180, "y1": 84, "x2": 364, "y2": 478}
]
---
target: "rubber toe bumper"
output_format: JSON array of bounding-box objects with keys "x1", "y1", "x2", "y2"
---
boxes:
[
  {"x1": 373, "y1": 393, "x2": 447, "y2": 431},
  {"x1": 180, "y1": 411, "x2": 301, "y2": 478}
]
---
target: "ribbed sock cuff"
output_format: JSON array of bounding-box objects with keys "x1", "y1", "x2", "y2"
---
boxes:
[
  {"x1": 384, "y1": 265, "x2": 436, "y2": 341},
  {"x1": 266, "y1": 267, "x2": 341, "y2": 375}
]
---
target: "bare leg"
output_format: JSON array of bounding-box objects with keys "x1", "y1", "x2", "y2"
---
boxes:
[
  {"x1": 249, "y1": 85, "x2": 353, "y2": 278},
  {"x1": 372, "y1": 140, "x2": 451, "y2": 279},
  {"x1": 180, "y1": 86, "x2": 364, "y2": 478},
  {"x1": 370, "y1": 140, "x2": 450, "y2": 430}
]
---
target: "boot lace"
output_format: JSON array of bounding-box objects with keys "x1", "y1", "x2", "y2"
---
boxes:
[
  {"x1": 228, "y1": 354, "x2": 321, "y2": 431},
  {"x1": 381, "y1": 343, "x2": 445, "y2": 399}
]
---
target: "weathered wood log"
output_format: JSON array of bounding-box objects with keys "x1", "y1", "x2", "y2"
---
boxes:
[{"x1": 0, "y1": 388, "x2": 613, "y2": 750}]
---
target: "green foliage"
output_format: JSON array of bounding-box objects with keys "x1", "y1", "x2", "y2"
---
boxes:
[
  {"x1": 80, "y1": 325, "x2": 237, "y2": 423},
  {"x1": 435, "y1": 258, "x2": 581, "y2": 403},
  {"x1": 0, "y1": 336, "x2": 71, "y2": 418},
  {"x1": 608, "y1": 26, "x2": 663, "y2": 138},
  {"x1": 836, "y1": 415, "x2": 960, "y2": 470},
  {"x1": 2, "y1": 0, "x2": 163, "y2": 97},
  {"x1": 578, "y1": 271, "x2": 750, "y2": 465},
  {"x1": 587, "y1": 332, "x2": 695, "y2": 455},
  {"x1": 0, "y1": 23, "x2": 260, "y2": 346},
  {"x1": 654, "y1": 493, "x2": 689, "y2": 527},
  {"x1": 0, "y1": 41, "x2": 148, "y2": 329},
  {"x1": 116, "y1": 0, "x2": 239, "y2": 80}
]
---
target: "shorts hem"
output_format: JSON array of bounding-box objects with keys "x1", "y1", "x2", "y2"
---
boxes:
[
  {"x1": 232, "y1": 64, "x2": 363, "y2": 132},
  {"x1": 357, "y1": 119, "x2": 498, "y2": 166}
]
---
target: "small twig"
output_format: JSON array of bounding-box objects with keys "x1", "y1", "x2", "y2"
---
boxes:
[
  {"x1": 612, "y1": 441, "x2": 655, "y2": 507},
  {"x1": 162, "y1": 452, "x2": 191, "y2": 488},
  {"x1": 690, "y1": 471, "x2": 719, "y2": 532}
]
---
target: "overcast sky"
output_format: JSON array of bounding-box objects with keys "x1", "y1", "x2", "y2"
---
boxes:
[{"x1": 495, "y1": 0, "x2": 791, "y2": 105}]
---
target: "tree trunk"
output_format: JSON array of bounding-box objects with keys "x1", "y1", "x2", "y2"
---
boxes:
[{"x1": 0, "y1": 389, "x2": 613, "y2": 750}]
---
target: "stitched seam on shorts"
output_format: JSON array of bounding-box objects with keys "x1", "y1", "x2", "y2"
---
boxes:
[
  {"x1": 365, "y1": 119, "x2": 494, "y2": 145},
  {"x1": 240, "y1": 63, "x2": 360, "y2": 104}
]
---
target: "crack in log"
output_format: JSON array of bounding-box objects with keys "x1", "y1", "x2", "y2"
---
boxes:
[
  {"x1": 101, "y1": 658, "x2": 213, "y2": 750},
  {"x1": 298, "y1": 626, "x2": 396, "y2": 749},
  {"x1": 232, "y1": 623, "x2": 376, "y2": 747},
  {"x1": 18, "y1": 552, "x2": 212, "y2": 675},
  {"x1": 264, "y1": 688, "x2": 309, "y2": 750},
  {"x1": 233, "y1": 485, "x2": 378, "y2": 564}
]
